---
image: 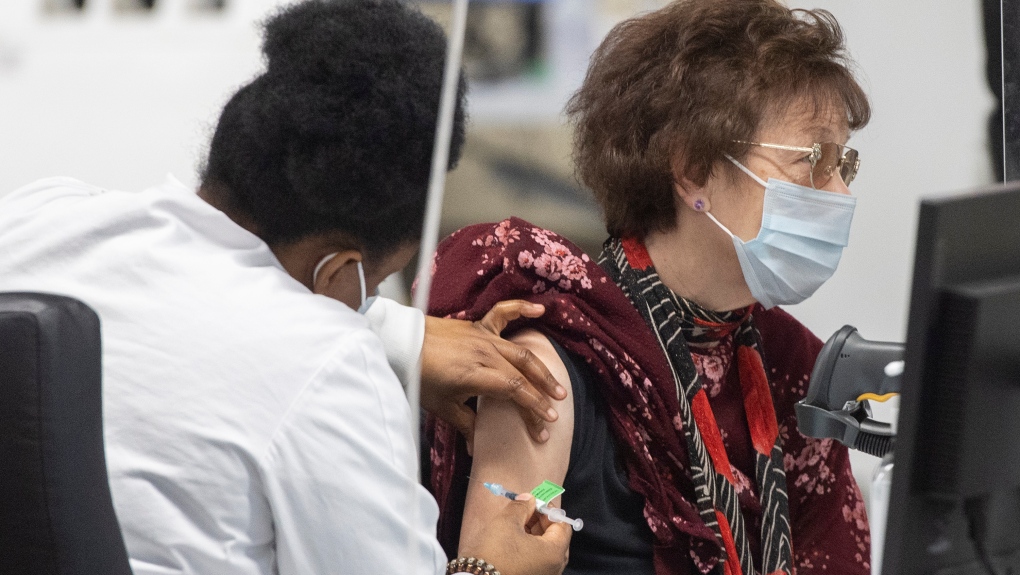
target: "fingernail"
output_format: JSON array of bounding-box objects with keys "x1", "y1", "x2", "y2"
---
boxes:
[
  {"x1": 539, "y1": 429, "x2": 550, "y2": 442},
  {"x1": 546, "y1": 407, "x2": 559, "y2": 421},
  {"x1": 555, "y1": 385, "x2": 567, "y2": 398},
  {"x1": 515, "y1": 493, "x2": 534, "y2": 502}
]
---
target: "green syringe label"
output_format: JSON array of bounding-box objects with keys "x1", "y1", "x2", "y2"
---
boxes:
[{"x1": 531, "y1": 480, "x2": 565, "y2": 506}]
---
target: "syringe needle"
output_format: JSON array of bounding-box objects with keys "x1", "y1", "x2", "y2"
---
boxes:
[{"x1": 482, "y1": 482, "x2": 518, "y2": 500}]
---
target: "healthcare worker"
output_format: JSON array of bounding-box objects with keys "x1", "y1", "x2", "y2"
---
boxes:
[{"x1": 0, "y1": 1, "x2": 571, "y2": 574}]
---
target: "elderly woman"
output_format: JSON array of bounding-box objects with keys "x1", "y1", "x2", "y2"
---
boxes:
[{"x1": 425, "y1": 1, "x2": 871, "y2": 574}]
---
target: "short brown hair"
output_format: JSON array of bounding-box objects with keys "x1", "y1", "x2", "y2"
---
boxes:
[{"x1": 566, "y1": 0, "x2": 871, "y2": 238}]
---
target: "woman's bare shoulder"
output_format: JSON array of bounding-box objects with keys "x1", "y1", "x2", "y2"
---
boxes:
[{"x1": 458, "y1": 328, "x2": 576, "y2": 552}]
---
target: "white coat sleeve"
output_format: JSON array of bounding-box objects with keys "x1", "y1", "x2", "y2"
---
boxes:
[
  {"x1": 259, "y1": 329, "x2": 445, "y2": 575},
  {"x1": 362, "y1": 297, "x2": 425, "y2": 387}
]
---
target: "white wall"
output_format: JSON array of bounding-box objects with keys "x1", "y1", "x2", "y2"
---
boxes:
[
  {"x1": 0, "y1": 0, "x2": 997, "y2": 498},
  {"x1": 0, "y1": 0, "x2": 291, "y2": 194}
]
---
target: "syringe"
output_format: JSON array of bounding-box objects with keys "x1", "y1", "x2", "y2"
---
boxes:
[{"x1": 482, "y1": 482, "x2": 584, "y2": 531}]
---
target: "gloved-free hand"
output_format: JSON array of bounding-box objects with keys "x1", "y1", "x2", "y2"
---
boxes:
[
  {"x1": 420, "y1": 300, "x2": 566, "y2": 448},
  {"x1": 458, "y1": 493, "x2": 572, "y2": 575}
]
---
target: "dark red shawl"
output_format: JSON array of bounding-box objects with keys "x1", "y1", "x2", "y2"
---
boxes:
[{"x1": 424, "y1": 218, "x2": 870, "y2": 575}]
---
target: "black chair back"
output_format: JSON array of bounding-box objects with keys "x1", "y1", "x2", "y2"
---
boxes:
[{"x1": 0, "y1": 292, "x2": 132, "y2": 575}]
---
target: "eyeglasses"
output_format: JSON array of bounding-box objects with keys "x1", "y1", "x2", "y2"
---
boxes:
[{"x1": 734, "y1": 140, "x2": 860, "y2": 189}]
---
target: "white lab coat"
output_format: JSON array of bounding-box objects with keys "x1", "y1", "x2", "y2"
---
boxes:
[{"x1": 0, "y1": 176, "x2": 447, "y2": 575}]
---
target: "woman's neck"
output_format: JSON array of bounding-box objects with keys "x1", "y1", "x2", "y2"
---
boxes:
[{"x1": 643, "y1": 210, "x2": 757, "y2": 313}]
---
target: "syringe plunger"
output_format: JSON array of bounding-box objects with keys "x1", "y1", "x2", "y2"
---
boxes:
[{"x1": 538, "y1": 505, "x2": 584, "y2": 531}]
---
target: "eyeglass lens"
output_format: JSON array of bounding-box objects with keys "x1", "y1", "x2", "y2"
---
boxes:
[{"x1": 813, "y1": 143, "x2": 859, "y2": 187}]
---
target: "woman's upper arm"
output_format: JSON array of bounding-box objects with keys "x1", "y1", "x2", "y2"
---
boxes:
[{"x1": 458, "y1": 328, "x2": 575, "y2": 553}]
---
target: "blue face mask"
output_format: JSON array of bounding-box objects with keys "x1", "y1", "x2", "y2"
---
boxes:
[{"x1": 704, "y1": 155, "x2": 857, "y2": 309}]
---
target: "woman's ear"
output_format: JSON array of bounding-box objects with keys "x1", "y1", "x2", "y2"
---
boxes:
[
  {"x1": 671, "y1": 157, "x2": 713, "y2": 213},
  {"x1": 673, "y1": 178, "x2": 711, "y2": 213}
]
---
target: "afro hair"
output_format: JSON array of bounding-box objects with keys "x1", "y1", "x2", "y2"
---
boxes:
[{"x1": 201, "y1": 0, "x2": 467, "y2": 256}]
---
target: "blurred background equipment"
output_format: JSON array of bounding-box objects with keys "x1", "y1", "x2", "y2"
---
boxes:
[{"x1": 983, "y1": 0, "x2": 1020, "y2": 182}]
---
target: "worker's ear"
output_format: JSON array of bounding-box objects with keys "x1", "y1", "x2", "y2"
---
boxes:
[{"x1": 312, "y1": 249, "x2": 363, "y2": 309}]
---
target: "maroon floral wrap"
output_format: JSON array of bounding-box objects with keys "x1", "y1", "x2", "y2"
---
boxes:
[
  {"x1": 425, "y1": 218, "x2": 718, "y2": 571},
  {"x1": 423, "y1": 218, "x2": 871, "y2": 575}
]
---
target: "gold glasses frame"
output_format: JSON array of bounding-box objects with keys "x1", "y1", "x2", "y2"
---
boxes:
[{"x1": 734, "y1": 140, "x2": 860, "y2": 189}]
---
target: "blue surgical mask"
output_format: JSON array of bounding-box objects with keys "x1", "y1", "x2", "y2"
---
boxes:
[
  {"x1": 313, "y1": 254, "x2": 373, "y2": 314},
  {"x1": 704, "y1": 155, "x2": 857, "y2": 309}
]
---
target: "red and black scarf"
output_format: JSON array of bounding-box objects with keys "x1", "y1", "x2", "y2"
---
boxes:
[{"x1": 425, "y1": 218, "x2": 792, "y2": 575}]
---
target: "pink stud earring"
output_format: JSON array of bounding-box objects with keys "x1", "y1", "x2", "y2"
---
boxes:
[{"x1": 694, "y1": 199, "x2": 705, "y2": 211}]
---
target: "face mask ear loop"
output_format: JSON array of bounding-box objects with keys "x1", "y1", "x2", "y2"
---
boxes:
[
  {"x1": 312, "y1": 252, "x2": 339, "y2": 289},
  {"x1": 724, "y1": 153, "x2": 768, "y2": 188},
  {"x1": 356, "y1": 260, "x2": 367, "y2": 309},
  {"x1": 704, "y1": 211, "x2": 736, "y2": 238}
]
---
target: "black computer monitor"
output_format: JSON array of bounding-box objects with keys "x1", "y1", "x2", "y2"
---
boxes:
[{"x1": 881, "y1": 181, "x2": 1020, "y2": 575}]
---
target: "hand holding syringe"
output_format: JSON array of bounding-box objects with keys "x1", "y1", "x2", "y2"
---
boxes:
[{"x1": 483, "y1": 482, "x2": 584, "y2": 531}]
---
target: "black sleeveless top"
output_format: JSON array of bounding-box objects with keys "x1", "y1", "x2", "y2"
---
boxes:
[{"x1": 552, "y1": 339, "x2": 656, "y2": 575}]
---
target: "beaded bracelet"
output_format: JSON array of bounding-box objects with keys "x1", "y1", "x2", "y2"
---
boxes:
[{"x1": 446, "y1": 556, "x2": 501, "y2": 575}]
